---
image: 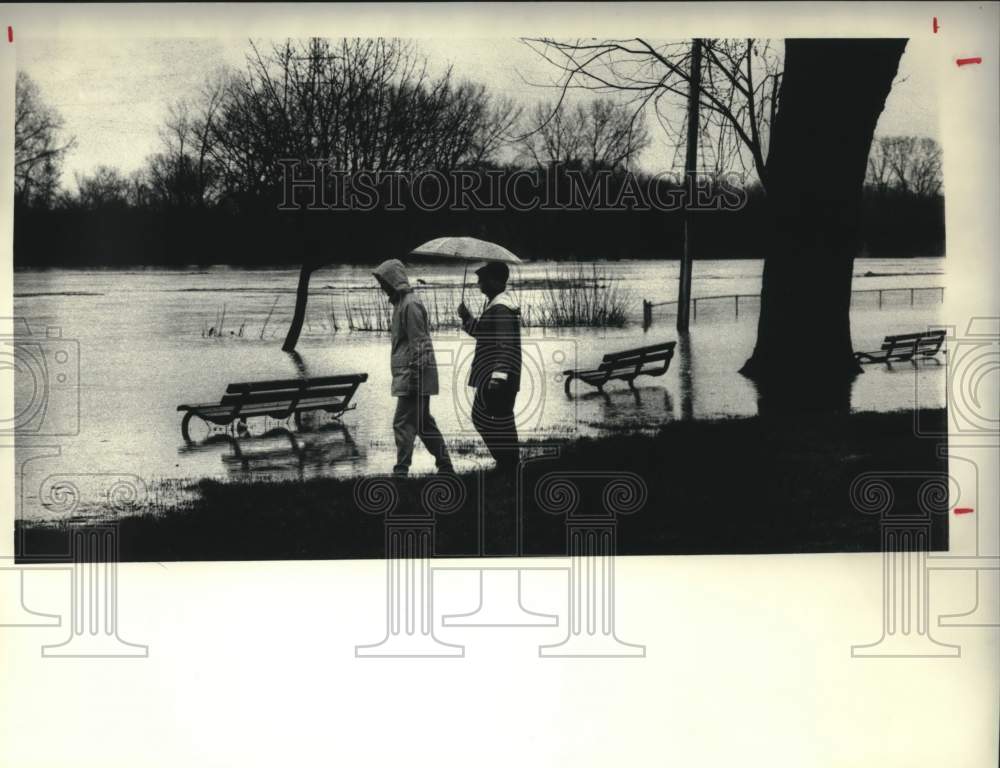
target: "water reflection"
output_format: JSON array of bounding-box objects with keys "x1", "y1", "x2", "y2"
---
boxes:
[
  {"x1": 677, "y1": 331, "x2": 694, "y2": 421},
  {"x1": 746, "y1": 352, "x2": 943, "y2": 419},
  {"x1": 750, "y1": 370, "x2": 857, "y2": 418},
  {"x1": 286, "y1": 349, "x2": 310, "y2": 378},
  {"x1": 884, "y1": 357, "x2": 944, "y2": 370},
  {"x1": 179, "y1": 421, "x2": 363, "y2": 481},
  {"x1": 578, "y1": 384, "x2": 674, "y2": 432}
]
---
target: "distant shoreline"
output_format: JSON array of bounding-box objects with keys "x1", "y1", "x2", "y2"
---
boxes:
[{"x1": 12, "y1": 255, "x2": 946, "y2": 274}]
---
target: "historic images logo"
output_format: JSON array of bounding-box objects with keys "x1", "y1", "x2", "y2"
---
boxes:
[{"x1": 277, "y1": 161, "x2": 748, "y2": 214}]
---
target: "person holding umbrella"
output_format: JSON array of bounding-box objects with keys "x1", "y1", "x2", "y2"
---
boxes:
[
  {"x1": 457, "y1": 261, "x2": 522, "y2": 474},
  {"x1": 372, "y1": 259, "x2": 454, "y2": 477}
]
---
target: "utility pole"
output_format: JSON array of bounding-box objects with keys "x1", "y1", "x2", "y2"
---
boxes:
[{"x1": 676, "y1": 39, "x2": 702, "y2": 332}]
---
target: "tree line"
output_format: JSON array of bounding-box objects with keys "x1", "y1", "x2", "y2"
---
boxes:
[{"x1": 14, "y1": 38, "x2": 943, "y2": 268}]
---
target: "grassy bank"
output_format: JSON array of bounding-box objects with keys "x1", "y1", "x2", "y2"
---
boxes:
[{"x1": 18, "y1": 409, "x2": 948, "y2": 562}]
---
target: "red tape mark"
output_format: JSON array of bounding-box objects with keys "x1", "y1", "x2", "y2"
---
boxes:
[
  {"x1": 6, "y1": 26, "x2": 12, "y2": 44},
  {"x1": 933, "y1": 17, "x2": 939, "y2": 34},
  {"x1": 954, "y1": 508, "x2": 974, "y2": 515},
  {"x1": 956, "y1": 57, "x2": 982, "y2": 66}
]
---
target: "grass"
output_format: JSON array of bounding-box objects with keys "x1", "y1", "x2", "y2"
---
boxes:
[
  {"x1": 17, "y1": 409, "x2": 948, "y2": 562},
  {"x1": 343, "y1": 286, "x2": 466, "y2": 332},
  {"x1": 536, "y1": 264, "x2": 631, "y2": 327}
]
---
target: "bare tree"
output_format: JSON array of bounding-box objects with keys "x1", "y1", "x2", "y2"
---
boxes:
[
  {"x1": 71, "y1": 166, "x2": 132, "y2": 210},
  {"x1": 145, "y1": 75, "x2": 228, "y2": 209},
  {"x1": 584, "y1": 98, "x2": 650, "y2": 170},
  {"x1": 867, "y1": 136, "x2": 942, "y2": 196},
  {"x1": 866, "y1": 136, "x2": 893, "y2": 194},
  {"x1": 522, "y1": 38, "x2": 782, "y2": 184},
  {"x1": 14, "y1": 71, "x2": 76, "y2": 207},
  {"x1": 519, "y1": 97, "x2": 650, "y2": 171},
  {"x1": 468, "y1": 93, "x2": 522, "y2": 166},
  {"x1": 199, "y1": 38, "x2": 517, "y2": 195},
  {"x1": 519, "y1": 100, "x2": 586, "y2": 167},
  {"x1": 527, "y1": 37, "x2": 908, "y2": 403},
  {"x1": 126, "y1": 168, "x2": 152, "y2": 208},
  {"x1": 188, "y1": 37, "x2": 522, "y2": 350}
]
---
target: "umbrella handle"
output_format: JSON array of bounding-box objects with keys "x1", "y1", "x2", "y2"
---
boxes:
[{"x1": 461, "y1": 263, "x2": 468, "y2": 303}]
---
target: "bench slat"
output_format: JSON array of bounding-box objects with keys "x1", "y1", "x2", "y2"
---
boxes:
[
  {"x1": 601, "y1": 342, "x2": 675, "y2": 364},
  {"x1": 884, "y1": 331, "x2": 944, "y2": 343},
  {"x1": 226, "y1": 373, "x2": 368, "y2": 393},
  {"x1": 195, "y1": 397, "x2": 351, "y2": 419},
  {"x1": 565, "y1": 340, "x2": 675, "y2": 395},
  {"x1": 220, "y1": 384, "x2": 360, "y2": 407},
  {"x1": 179, "y1": 372, "x2": 367, "y2": 440},
  {"x1": 599, "y1": 352, "x2": 673, "y2": 372},
  {"x1": 856, "y1": 331, "x2": 946, "y2": 365}
]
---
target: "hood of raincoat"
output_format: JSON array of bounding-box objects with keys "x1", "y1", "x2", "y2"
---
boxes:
[{"x1": 373, "y1": 259, "x2": 411, "y2": 294}]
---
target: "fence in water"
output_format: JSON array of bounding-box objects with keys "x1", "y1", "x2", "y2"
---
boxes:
[{"x1": 642, "y1": 286, "x2": 945, "y2": 328}]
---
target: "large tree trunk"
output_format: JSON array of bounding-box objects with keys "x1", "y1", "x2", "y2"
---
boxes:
[{"x1": 740, "y1": 39, "x2": 907, "y2": 409}]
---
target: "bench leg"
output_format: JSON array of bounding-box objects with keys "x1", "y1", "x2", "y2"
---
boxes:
[
  {"x1": 180, "y1": 412, "x2": 198, "y2": 443},
  {"x1": 564, "y1": 374, "x2": 575, "y2": 397}
]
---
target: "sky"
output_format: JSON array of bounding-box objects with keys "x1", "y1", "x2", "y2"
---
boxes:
[{"x1": 17, "y1": 37, "x2": 941, "y2": 189}]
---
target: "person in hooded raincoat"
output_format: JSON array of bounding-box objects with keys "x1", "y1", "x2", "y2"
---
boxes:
[
  {"x1": 372, "y1": 259, "x2": 454, "y2": 476},
  {"x1": 457, "y1": 261, "x2": 522, "y2": 474}
]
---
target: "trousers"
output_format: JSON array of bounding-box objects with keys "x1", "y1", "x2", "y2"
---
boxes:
[
  {"x1": 393, "y1": 395, "x2": 453, "y2": 475},
  {"x1": 471, "y1": 385, "x2": 520, "y2": 471}
]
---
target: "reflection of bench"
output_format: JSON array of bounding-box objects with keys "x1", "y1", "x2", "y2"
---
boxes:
[
  {"x1": 563, "y1": 341, "x2": 676, "y2": 395},
  {"x1": 177, "y1": 374, "x2": 368, "y2": 442},
  {"x1": 854, "y1": 331, "x2": 946, "y2": 365},
  {"x1": 221, "y1": 425, "x2": 362, "y2": 479}
]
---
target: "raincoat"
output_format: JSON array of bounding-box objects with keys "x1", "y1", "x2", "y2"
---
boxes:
[
  {"x1": 372, "y1": 259, "x2": 440, "y2": 396},
  {"x1": 461, "y1": 290, "x2": 522, "y2": 391}
]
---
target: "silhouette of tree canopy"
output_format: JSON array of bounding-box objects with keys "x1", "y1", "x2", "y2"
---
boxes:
[
  {"x1": 518, "y1": 98, "x2": 650, "y2": 171},
  {"x1": 867, "y1": 136, "x2": 942, "y2": 197},
  {"x1": 199, "y1": 39, "x2": 522, "y2": 200},
  {"x1": 14, "y1": 71, "x2": 76, "y2": 208},
  {"x1": 68, "y1": 166, "x2": 133, "y2": 210}
]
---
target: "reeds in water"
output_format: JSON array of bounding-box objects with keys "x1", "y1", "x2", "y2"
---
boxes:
[
  {"x1": 344, "y1": 286, "x2": 464, "y2": 331},
  {"x1": 535, "y1": 264, "x2": 631, "y2": 327},
  {"x1": 200, "y1": 265, "x2": 634, "y2": 341}
]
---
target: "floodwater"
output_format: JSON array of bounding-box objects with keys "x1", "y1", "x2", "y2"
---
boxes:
[{"x1": 11, "y1": 258, "x2": 946, "y2": 520}]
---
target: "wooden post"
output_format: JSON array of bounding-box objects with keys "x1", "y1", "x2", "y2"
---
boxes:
[
  {"x1": 642, "y1": 300, "x2": 652, "y2": 329},
  {"x1": 676, "y1": 39, "x2": 702, "y2": 332}
]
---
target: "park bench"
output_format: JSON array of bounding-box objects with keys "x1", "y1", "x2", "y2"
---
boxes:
[
  {"x1": 854, "y1": 330, "x2": 946, "y2": 365},
  {"x1": 177, "y1": 373, "x2": 368, "y2": 442},
  {"x1": 563, "y1": 341, "x2": 676, "y2": 395}
]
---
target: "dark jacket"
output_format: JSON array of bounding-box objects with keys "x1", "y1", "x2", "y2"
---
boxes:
[{"x1": 461, "y1": 291, "x2": 522, "y2": 391}]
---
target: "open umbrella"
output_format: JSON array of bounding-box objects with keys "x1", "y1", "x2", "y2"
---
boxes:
[{"x1": 409, "y1": 236, "x2": 523, "y2": 301}]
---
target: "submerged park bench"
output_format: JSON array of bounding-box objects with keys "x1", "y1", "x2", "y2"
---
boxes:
[
  {"x1": 177, "y1": 373, "x2": 368, "y2": 442},
  {"x1": 563, "y1": 341, "x2": 676, "y2": 395},
  {"x1": 853, "y1": 330, "x2": 946, "y2": 365}
]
